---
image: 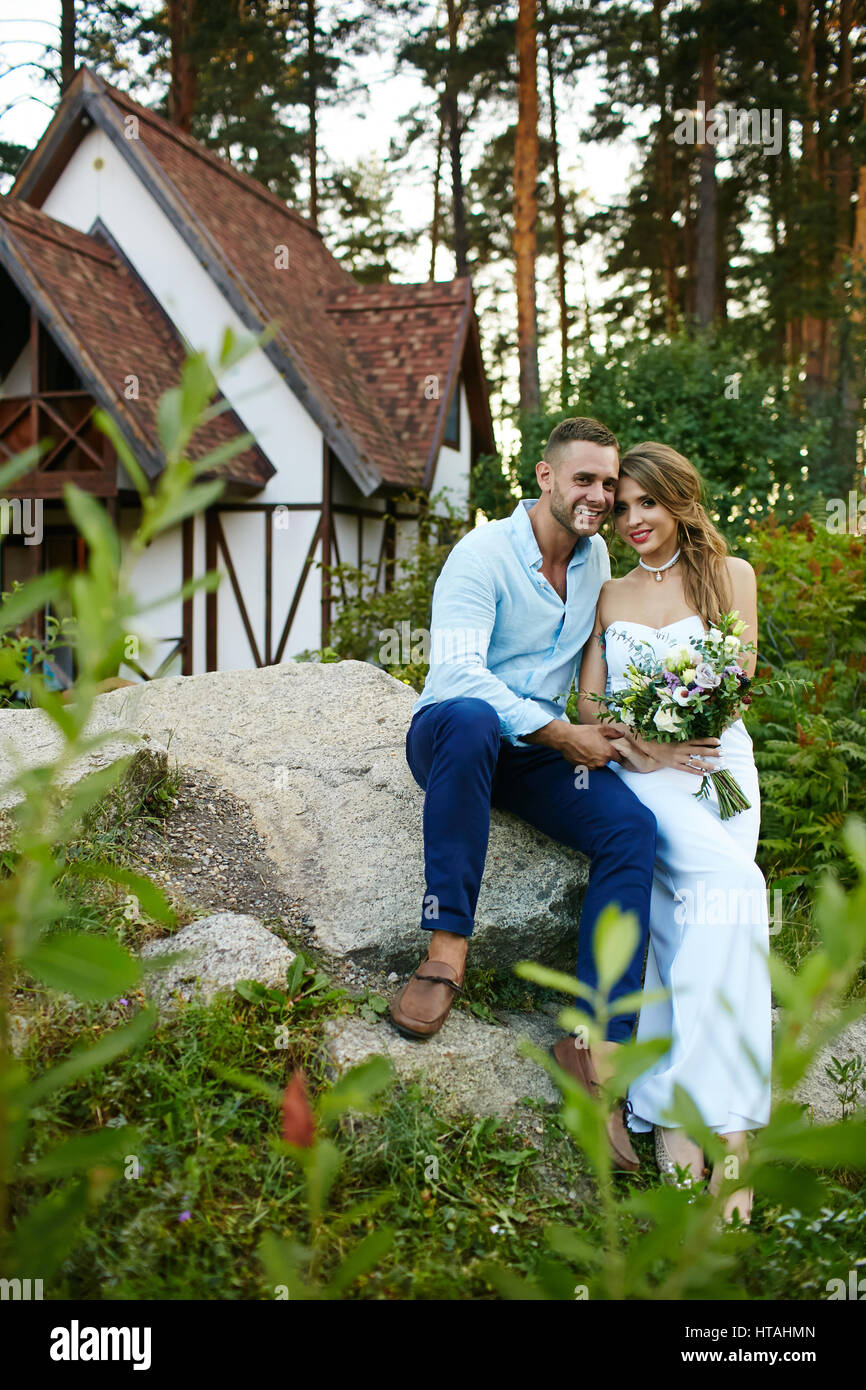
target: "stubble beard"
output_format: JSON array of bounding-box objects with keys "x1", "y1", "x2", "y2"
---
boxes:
[{"x1": 550, "y1": 479, "x2": 604, "y2": 537}]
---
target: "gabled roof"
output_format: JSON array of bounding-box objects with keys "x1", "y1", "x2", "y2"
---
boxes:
[
  {"x1": 9, "y1": 66, "x2": 495, "y2": 496},
  {"x1": 0, "y1": 196, "x2": 272, "y2": 488},
  {"x1": 325, "y1": 280, "x2": 494, "y2": 492}
]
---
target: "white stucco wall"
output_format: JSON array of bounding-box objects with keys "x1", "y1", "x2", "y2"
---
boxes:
[
  {"x1": 41, "y1": 124, "x2": 327, "y2": 667},
  {"x1": 429, "y1": 381, "x2": 471, "y2": 519},
  {"x1": 0, "y1": 343, "x2": 30, "y2": 396}
]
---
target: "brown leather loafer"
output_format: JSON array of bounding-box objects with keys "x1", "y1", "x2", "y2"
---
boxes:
[
  {"x1": 388, "y1": 956, "x2": 465, "y2": 1040},
  {"x1": 549, "y1": 1035, "x2": 640, "y2": 1173}
]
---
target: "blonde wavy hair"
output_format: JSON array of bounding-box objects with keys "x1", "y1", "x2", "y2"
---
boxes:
[{"x1": 617, "y1": 442, "x2": 732, "y2": 625}]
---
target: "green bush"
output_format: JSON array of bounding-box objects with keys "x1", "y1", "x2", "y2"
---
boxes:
[
  {"x1": 475, "y1": 333, "x2": 842, "y2": 537},
  {"x1": 744, "y1": 513, "x2": 866, "y2": 891}
]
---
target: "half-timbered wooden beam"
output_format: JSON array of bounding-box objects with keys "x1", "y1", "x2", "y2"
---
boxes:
[
  {"x1": 321, "y1": 440, "x2": 332, "y2": 649},
  {"x1": 182, "y1": 514, "x2": 194, "y2": 675}
]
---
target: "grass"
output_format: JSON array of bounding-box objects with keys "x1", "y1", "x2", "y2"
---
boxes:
[
  {"x1": 7, "y1": 766, "x2": 866, "y2": 1300},
  {"x1": 14, "y1": 983, "x2": 866, "y2": 1300}
]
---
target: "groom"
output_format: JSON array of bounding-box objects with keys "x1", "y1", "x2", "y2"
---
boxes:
[{"x1": 388, "y1": 416, "x2": 658, "y2": 1170}]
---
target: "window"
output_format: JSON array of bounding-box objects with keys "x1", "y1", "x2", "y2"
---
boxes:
[{"x1": 443, "y1": 379, "x2": 461, "y2": 449}]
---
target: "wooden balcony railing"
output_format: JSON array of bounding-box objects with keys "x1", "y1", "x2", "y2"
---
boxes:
[{"x1": 0, "y1": 392, "x2": 117, "y2": 497}]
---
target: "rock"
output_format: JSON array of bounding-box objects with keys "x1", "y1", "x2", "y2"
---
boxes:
[
  {"x1": 322, "y1": 1007, "x2": 561, "y2": 1118},
  {"x1": 140, "y1": 911, "x2": 295, "y2": 1007},
  {"x1": 3, "y1": 661, "x2": 591, "y2": 972},
  {"x1": 9, "y1": 1013, "x2": 35, "y2": 1058},
  {"x1": 0, "y1": 708, "x2": 167, "y2": 850},
  {"x1": 772, "y1": 1009, "x2": 866, "y2": 1122},
  {"x1": 325, "y1": 1006, "x2": 866, "y2": 1125}
]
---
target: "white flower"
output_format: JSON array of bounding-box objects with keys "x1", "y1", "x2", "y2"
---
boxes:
[
  {"x1": 672, "y1": 687, "x2": 693, "y2": 706},
  {"x1": 621, "y1": 708, "x2": 636, "y2": 726},
  {"x1": 694, "y1": 662, "x2": 721, "y2": 689},
  {"x1": 681, "y1": 666, "x2": 697, "y2": 685},
  {"x1": 654, "y1": 705, "x2": 683, "y2": 734},
  {"x1": 723, "y1": 635, "x2": 741, "y2": 655},
  {"x1": 707, "y1": 627, "x2": 724, "y2": 645},
  {"x1": 667, "y1": 646, "x2": 694, "y2": 673}
]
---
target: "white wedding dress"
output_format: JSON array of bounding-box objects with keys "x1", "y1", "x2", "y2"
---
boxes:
[{"x1": 603, "y1": 615, "x2": 772, "y2": 1135}]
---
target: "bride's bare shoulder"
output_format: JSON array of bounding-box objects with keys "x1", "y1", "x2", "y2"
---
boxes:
[
  {"x1": 725, "y1": 555, "x2": 756, "y2": 579},
  {"x1": 597, "y1": 571, "x2": 639, "y2": 626},
  {"x1": 601, "y1": 568, "x2": 641, "y2": 596},
  {"x1": 724, "y1": 555, "x2": 757, "y2": 595}
]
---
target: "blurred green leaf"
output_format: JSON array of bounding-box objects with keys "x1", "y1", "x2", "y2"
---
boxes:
[{"x1": 24, "y1": 932, "x2": 141, "y2": 1002}]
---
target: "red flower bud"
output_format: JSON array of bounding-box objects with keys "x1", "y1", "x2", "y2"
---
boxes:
[{"x1": 281, "y1": 1068, "x2": 316, "y2": 1148}]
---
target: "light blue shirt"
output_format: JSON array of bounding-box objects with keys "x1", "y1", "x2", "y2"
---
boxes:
[{"x1": 411, "y1": 497, "x2": 611, "y2": 745}]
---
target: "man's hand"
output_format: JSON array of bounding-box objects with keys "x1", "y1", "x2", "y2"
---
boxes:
[
  {"x1": 607, "y1": 737, "x2": 660, "y2": 773},
  {"x1": 524, "y1": 719, "x2": 628, "y2": 768}
]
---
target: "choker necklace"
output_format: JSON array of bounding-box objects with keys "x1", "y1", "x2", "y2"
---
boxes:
[{"x1": 639, "y1": 548, "x2": 681, "y2": 582}]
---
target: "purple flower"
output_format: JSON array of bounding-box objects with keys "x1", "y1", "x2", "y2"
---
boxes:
[
  {"x1": 178, "y1": 1211, "x2": 191, "y2": 1223},
  {"x1": 118, "y1": 999, "x2": 129, "y2": 1007},
  {"x1": 694, "y1": 662, "x2": 721, "y2": 689}
]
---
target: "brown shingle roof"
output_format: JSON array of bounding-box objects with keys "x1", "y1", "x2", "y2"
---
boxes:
[
  {"x1": 101, "y1": 84, "x2": 418, "y2": 488},
  {"x1": 324, "y1": 280, "x2": 472, "y2": 485},
  {"x1": 8, "y1": 67, "x2": 494, "y2": 492},
  {"x1": 0, "y1": 196, "x2": 272, "y2": 487}
]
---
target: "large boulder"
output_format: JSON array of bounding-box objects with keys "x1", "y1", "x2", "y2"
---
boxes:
[
  {"x1": 0, "y1": 661, "x2": 590, "y2": 971},
  {"x1": 0, "y1": 706, "x2": 167, "y2": 850}
]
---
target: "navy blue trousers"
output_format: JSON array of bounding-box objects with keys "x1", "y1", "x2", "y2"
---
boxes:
[{"x1": 405, "y1": 696, "x2": 657, "y2": 1042}]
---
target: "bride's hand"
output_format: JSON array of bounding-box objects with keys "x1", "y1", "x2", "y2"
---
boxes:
[
  {"x1": 608, "y1": 737, "x2": 660, "y2": 773},
  {"x1": 647, "y1": 738, "x2": 723, "y2": 776}
]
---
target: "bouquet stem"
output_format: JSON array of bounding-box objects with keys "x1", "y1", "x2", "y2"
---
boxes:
[{"x1": 693, "y1": 769, "x2": 751, "y2": 820}]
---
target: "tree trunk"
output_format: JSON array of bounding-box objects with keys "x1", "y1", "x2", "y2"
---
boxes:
[
  {"x1": 695, "y1": 14, "x2": 717, "y2": 330},
  {"x1": 445, "y1": 0, "x2": 469, "y2": 276},
  {"x1": 307, "y1": 0, "x2": 319, "y2": 229},
  {"x1": 653, "y1": 0, "x2": 679, "y2": 332},
  {"x1": 430, "y1": 100, "x2": 445, "y2": 280},
  {"x1": 683, "y1": 187, "x2": 697, "y2": 322},
  {"x1": 60, "y1": 0, "x2": 76, "y2": 93},
  {"x1": 796, "y1": 0, "x2": 825, "y2": 388},
  {"x1": 514, "y1": 0, "x2": 540, "y2": 416},
  {"x1": 541, "y1": 0, "x2": 569, "y2": 405},
  {"x1": 168, "y1": 0, "x2": 196, "y2": 133},
  {"x1": 834, "y1": 0, "x2": 853, "y2": 268},
  {"x1": 848, "y1": 93, "x2": 866, "y2": 325},
  {"x1": 826, "y1": 0, "x2": 852, "y2": 405}
]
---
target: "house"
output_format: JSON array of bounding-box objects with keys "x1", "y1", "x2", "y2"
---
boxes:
[{"x1": 0, "y1": 66, "x2": 494, "y2": 686}]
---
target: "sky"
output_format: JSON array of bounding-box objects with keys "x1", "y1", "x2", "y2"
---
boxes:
[{"x1": 0, "y1": 0, "x2": 644, "y2": 442}]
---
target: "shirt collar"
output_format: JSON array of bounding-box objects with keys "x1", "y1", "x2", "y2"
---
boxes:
[{"x1": 510, "y1": 497, "x2": 592, "y2": 571}]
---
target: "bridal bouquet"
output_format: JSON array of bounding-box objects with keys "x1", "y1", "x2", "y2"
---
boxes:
[{"x1": 596, "y1": 610, "x2": 756, "y2": 820}]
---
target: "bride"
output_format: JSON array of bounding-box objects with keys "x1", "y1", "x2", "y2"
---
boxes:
[{"x1": 577, "y1": 441, "x2": 771, "y2": 1225}]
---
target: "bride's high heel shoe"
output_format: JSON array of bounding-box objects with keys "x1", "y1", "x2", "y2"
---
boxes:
[{"x1": 653, "y1": 1125, "x2": 706, "y2": 1189}]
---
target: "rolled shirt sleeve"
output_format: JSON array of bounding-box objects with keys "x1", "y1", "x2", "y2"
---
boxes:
[{"x1": 424, "y1": 548, "x2": 555, "y2": 745}]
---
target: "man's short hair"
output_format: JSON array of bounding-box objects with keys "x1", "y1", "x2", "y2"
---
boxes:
[{"x1": 544, "y1": 417, "x2": 619, "y2": 464}]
